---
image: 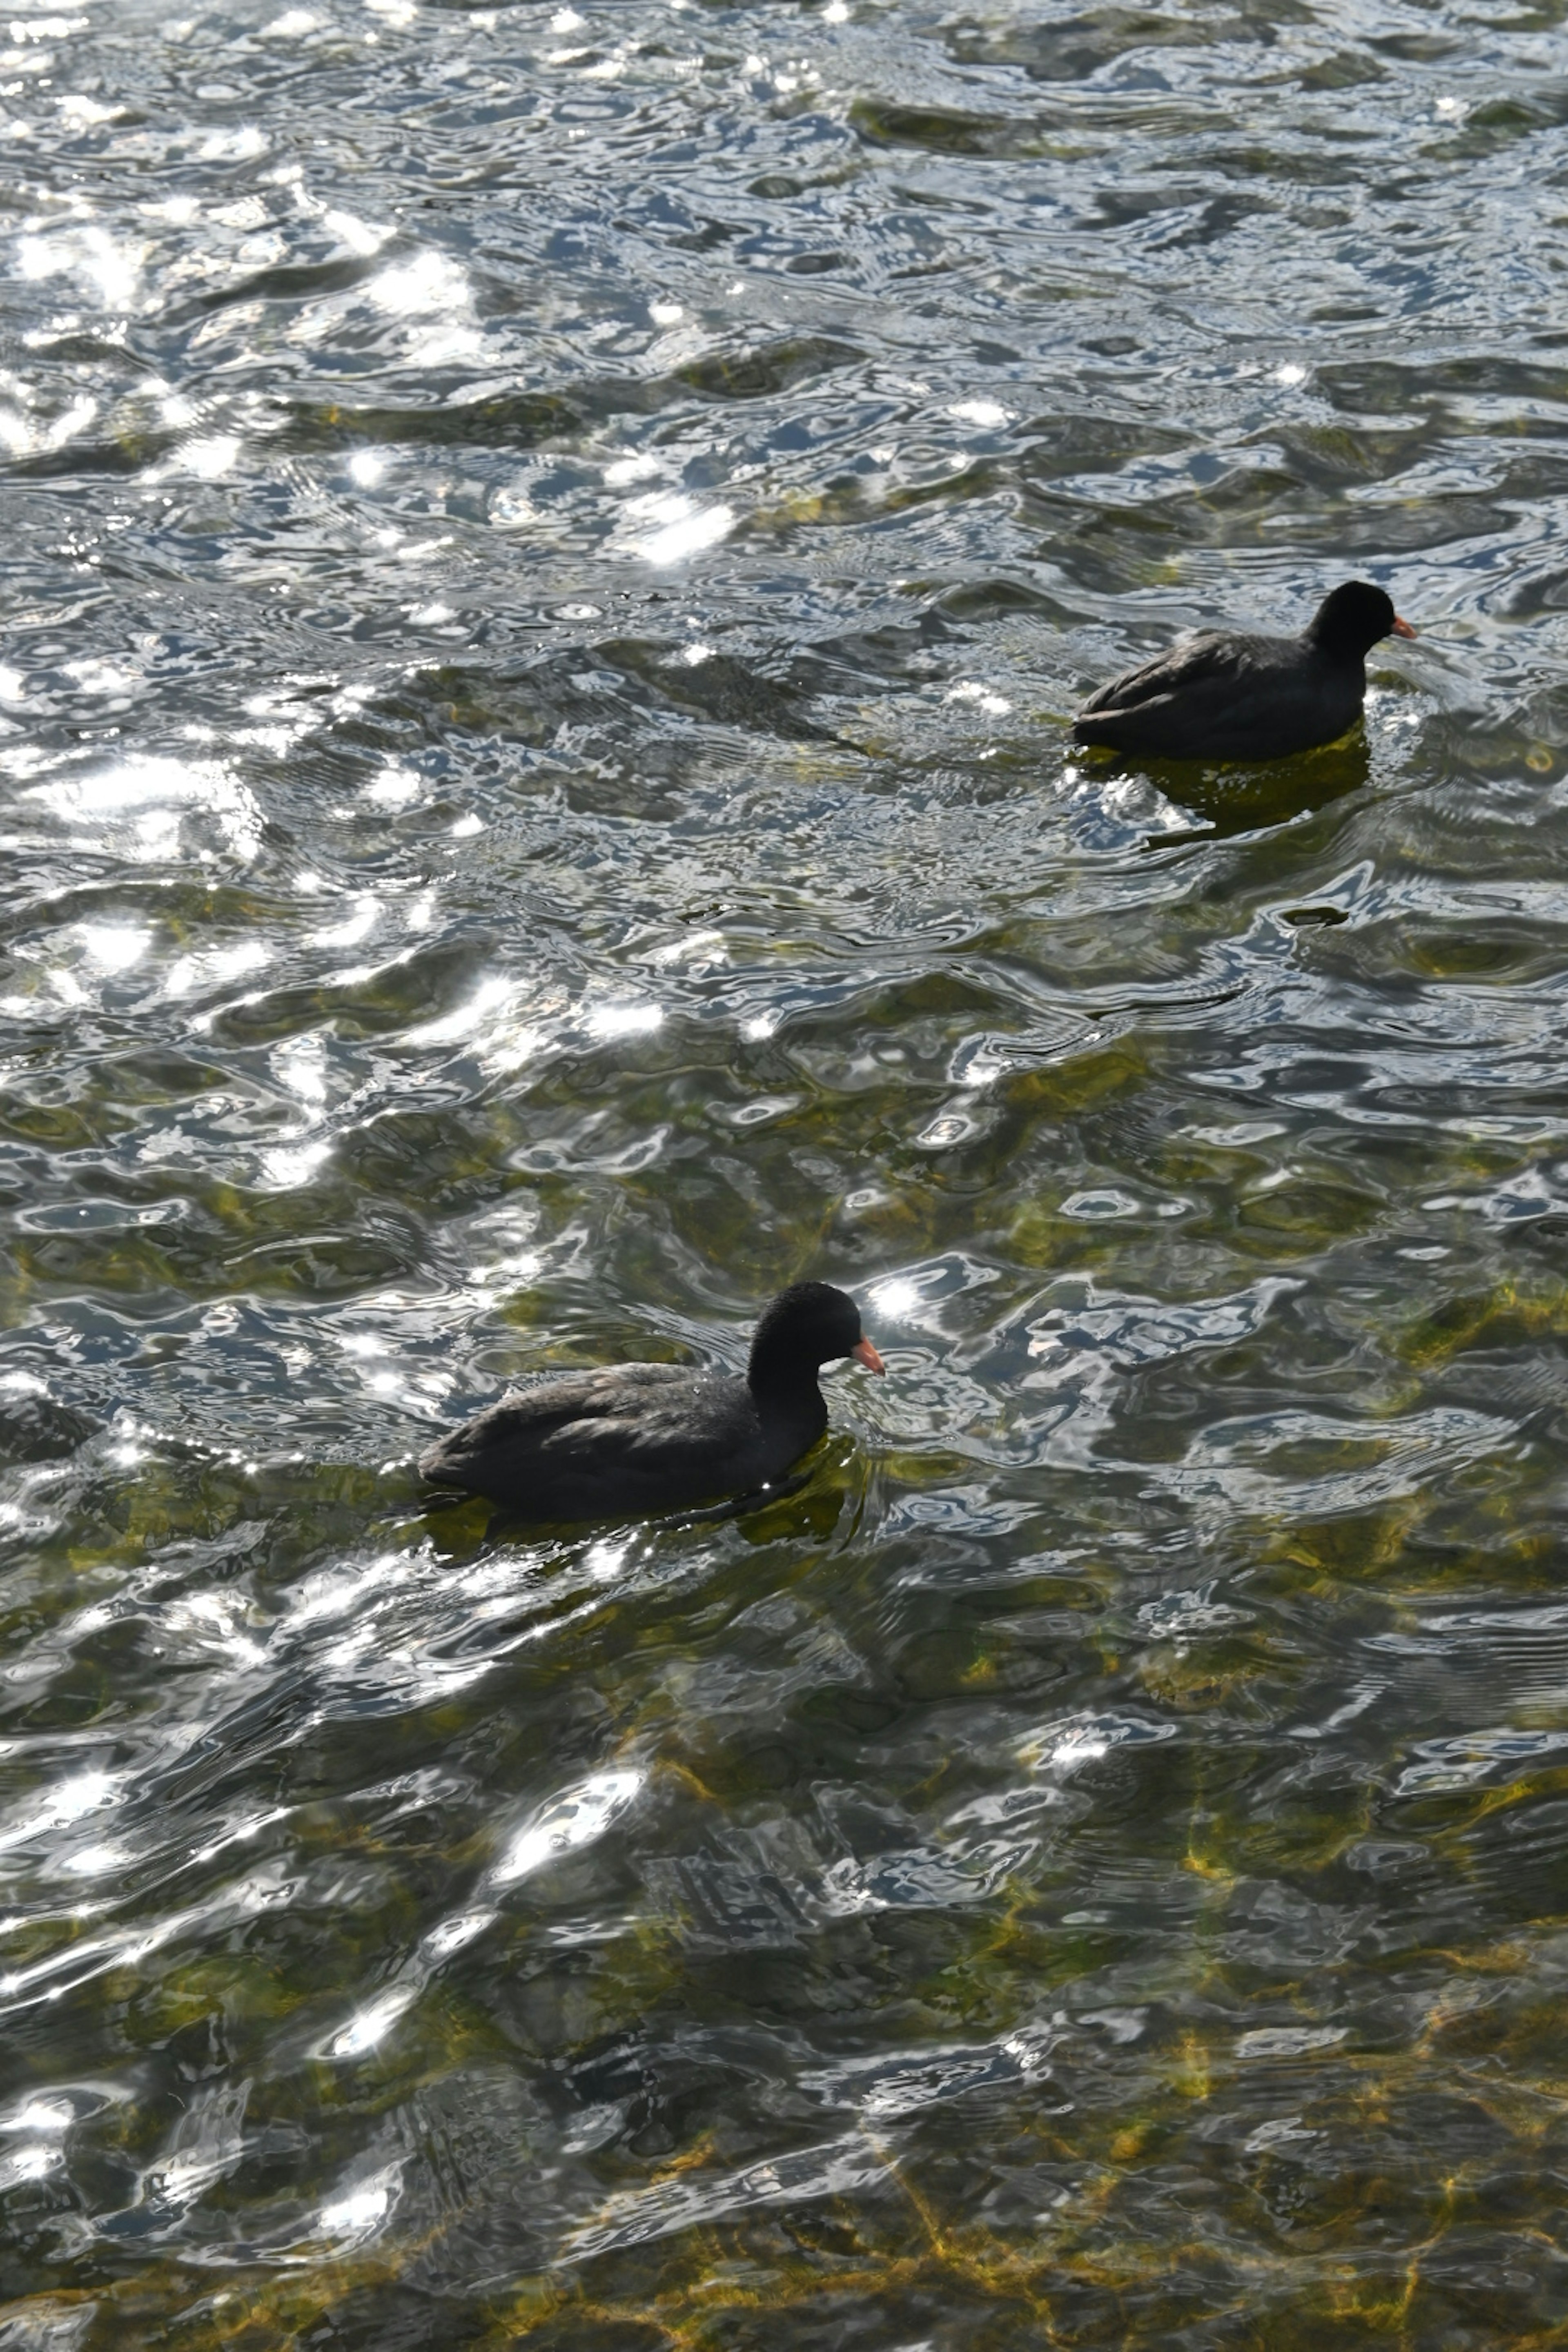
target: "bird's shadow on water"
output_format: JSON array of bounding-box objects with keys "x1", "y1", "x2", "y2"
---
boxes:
[{"x1": 1088, "y1": 734, "x2": 1372, "y2": 846}]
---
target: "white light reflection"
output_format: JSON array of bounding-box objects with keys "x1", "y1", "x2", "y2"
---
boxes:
[
  {"x1": 317, "y1": 2164, "x2": 400, "y2": 2241},
  {"x1": 0, "y1": 1768, "x2": 117, "y2": 1856},
  {"x1": 490, "y1": 480, "x2": 539, "y2": 526},
  {"x1": 868, "y1": 1277, "x2": 919, "y2": 1322},
  {"x1": 11, "y1": 16, "x2": 87, "y2": 41},
  {"x1": 604, "y1": 451, "x2": 662, "y2": 486},
  {"x1": 60, "y1": 1842, "x2": 127, "y2": 1878},
  {"x1": 422, "y1": 1908, "x2": 493, "y2": 1958},
  {"x1": 57, "y1": 93, "x2": 120, "y2": 126},
  {"x1": 368, "y1": 250, "x2": 468, "y2": 316},
  {"x1": 1020, "y1": 1713, "x2": 1177, "y2": 1777},
  {"x1": 261, "y1": 1138, "x2": 331, "y2": 1189},
  {"x1": 946, "y1": 680, "x2": 1012, "y2": 717},
  {"x1": 76, "y1": 922, "x2": 150, "y2": 973},
  {"x1": 948, "y1": 398, "x2": 1009, "y2": 428},
  {"x1": 362, "y1": 764, "x2": 419, "y2": 803},
  {"x1": 404, "y1": 974, "x2": 515, "y2": 1049},
  {"x1": 587, "y1": 1003, "x2": 662, "y2": 1040},
  {"x1": 328, "y1": 1987, "x2": 416, "y2": 2058},
  {"x1": 310, "y1": 894, "x2": 379, "y2": 948},
  {"x1": 324, "y1": 208, "x2": 392, "y2": 258},
  {"x1": 64, "y1": 657, "x2": 132, "y2": 699},
  {"x1": 163, "y1": 939, "x2": 270, "y2": 1000},
  {"x1": 584, "y1": 1538, "x2": 630, "y2": 1584},
  {"x1": 627, "y1": 496, "x2": 734, "y2": 566},
  {"x1": 198, "y1": 125, "x2": 267, "y2": 160},
  {"x1": 25, "y1": 754, "x2": 262, "y2": 864},
  {"x1": 347, "y1": 449, "x2": 386, "y2": 487},
  {"x1": 2, "y1": 2099, "x2": 72, "y2": 2135},
  {"x1": 488, "y1": 1768, "x2": 644, "y2": 1889},
  {"x1": 272, "y1": 1032, "x2": 328, "y2": 1105},
  {"x1": 0, "y1": 2144, "x2": 61, "y2": 2190},
  {"x1": 17, "y1": 223, "x2": 140, "y2": 309}
]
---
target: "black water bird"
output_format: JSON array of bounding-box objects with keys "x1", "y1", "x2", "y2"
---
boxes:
[
  {"x1": 1073, "y1": 580, "x2": 1416, "y2": 765},
  {"x1": 420, "y1": 1281, "x2": 885, "y2": 1524}
]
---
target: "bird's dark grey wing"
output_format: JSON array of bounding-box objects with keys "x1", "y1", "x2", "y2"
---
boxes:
[
  {"x1": 420, "y1": 1364, "x2": 703, "y2": 1484},
  {"x1": 1077, "y1": 630, "x2": 1258, "y2": 717},
  {"x1": 534, "y1": 1372, "x2": 755, "y2": 1466}
]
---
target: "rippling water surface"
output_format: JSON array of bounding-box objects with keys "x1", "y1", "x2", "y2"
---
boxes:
[{"x1": 5, "y1": 0, "x2": 1568, "y2": 2342}]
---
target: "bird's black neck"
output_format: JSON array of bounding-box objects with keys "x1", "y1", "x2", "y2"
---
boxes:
[
  {"x1": 746, "y1": 1337, "x2": 828, "y2": 1438},
  {"x1": 1305, "y1": 615, "x2": 1369, "y2": 665}
]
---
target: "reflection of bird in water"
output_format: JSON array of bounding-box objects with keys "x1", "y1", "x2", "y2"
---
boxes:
[
  {"x1": 421, "y1": 1282, "x2": 884, "y2": 1526},
  {"x1": 1149, "y1": 735, "x2": 1374, "y2": 843},
  {"x1": 1074, "y1": 580, "x2": 1416, "y2": 767}
]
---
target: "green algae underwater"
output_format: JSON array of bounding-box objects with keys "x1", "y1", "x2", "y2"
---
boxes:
[{"x1": 7, "y1": 0, "x2": 1568, "y2": 2345}]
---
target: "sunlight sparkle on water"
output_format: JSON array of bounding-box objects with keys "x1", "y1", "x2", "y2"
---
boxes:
[
  {"x1": 178, "y1": 434, "x2": 240, "y2": 480},
  {"x1": 947, "y1": 681, "x2": 1012, "y2": 717},
  {"x1": 318, "y1": 2166, "x2": 399, "y2": 2239},
  {"x1": 422, "y1": 1909, "x2": 496, "y2": 1958},
  {"x1": 3, "y1": 2100, "x2": 72, "y2": 2135},
  {"x1": 587, "y1": 1003, "x2": 662, "y2": 1040},
  {"x1": 328, "y1": 1988, "x2": 416, "y2": 2058},
  {"x1": 405, "y1": 975, "x2": 515, "y2": 1048},
  {"x1": 18, "y1": 225, "x2": 141, "y2": 310},
  {"x1": 198, "y1": 125, "x2": 267, "y2": 160},
  {"x1": 310, "y1": 895, "x2": 380, "y2": 948},
  {"x1": 626, "y1": 494, "x2": 735, "y2": 565},
  {"x1": 61, "y1": 1843, "x2": 128, "y2": 1877},
  {"x1": 0, "y1": 2146, "x2": 60, "y2": 2189},
  {"x1": 26, "y1": 754, "x2": 263, "y2": 864},
  {"x1": 369, "y1": 251, "x2": 469, "y2": 316},
  {"x1": 869, "y1": 1278, "x2": 919, "y2": 1321},
  {"x1": 76, "y1": 922, "x2": 150, "y2": 973},
  {"x1": 604, "y1": 450, "x2": 663, "y2": 486},
  {"x1": 261, "y1": 1138, "x2": 332, "y2": 1189},
  {"x1": 363, "y1": 764, "x2": 419, "y2": 803},
  {"x1": 324, "y1": 208, "x2": 392, "y2": 258},
  {"x1": 948, "y1": 399, "x2": 1009, "y2": 428},
  {"x1": 489, "y1": 1769, "x2": 645, "y2": 1888}
]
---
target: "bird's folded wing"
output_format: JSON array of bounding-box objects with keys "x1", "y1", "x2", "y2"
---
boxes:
[
  {"x1": 423, "y1": 1364, "x2": 701, "y2": 1477},
  {"x1": 1077, "y1": 630, "x2": 1247, "y2": 715}
]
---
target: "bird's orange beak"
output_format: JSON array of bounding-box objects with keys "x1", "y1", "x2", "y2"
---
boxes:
[
  {"x1": 1391, "y1": 615, "x2": 1417, "y2": 639},
  {"x1": 852, "y1": 1337, "x2": 886, "y2": 1376}
]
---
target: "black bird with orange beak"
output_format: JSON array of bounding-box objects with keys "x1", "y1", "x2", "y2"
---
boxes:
[
  {"x1": 421, "y1": 1282, "x2": 885, "y2": 1526},
  {"x1": 1073, "y1": 580, "x2": 1416, "y2": 765}
]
